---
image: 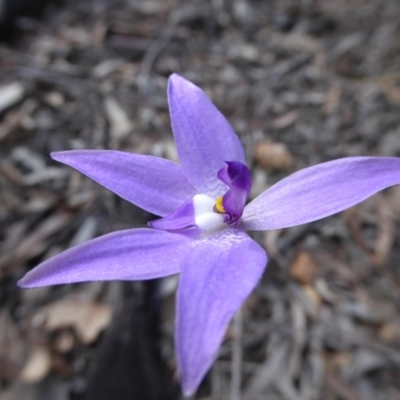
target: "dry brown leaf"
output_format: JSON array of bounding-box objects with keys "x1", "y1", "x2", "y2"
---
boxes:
[
  {"x1": 20, "y1": 192, "x2": 57, "y2": 213},
  {"x1": 38, "y1": 300, "x2": 112, "y2": 345},
  {"x1": 19, "y1": 346, "x2": 51, "y2": 384},
  {"x1": 322, "y1": 84, "x2": 341, "y2": 115},
  {"x1": 0, "y1": 82, "x2": 25, "y2": 113},
  {"x1": 371, "y1": 197, "x2": 396, "y2": 266},
  {"x1": 302, "y1": 285, "x2": 322, "y2": 307},
  {"x1": 289, "y1": 251, "x2": 318, "y2": 285},
  {"x1": 329, "y1": 352, "x2": 353, "y2": 371},
  {"x1": 380, "y1": 82, "x2": 400, "y2": 106},
  {"x1": 379, "y1": 321, "x2": 400, "y2": 343},
  {"x1": 272, "y1": 110, "x2": 299, "y2": 130},
  {"x1": 254, "y1": 141, "x2": 294, "y2": 171},
  {"x1": 325, "y1": 372, "x2": 362, "y2": 400},
  {"x1": 346, "y1": 196, "x2": 396, "y2": 267},
  {"x1": 104, "y1": 96, "x2": 132, "y2": 146},
  {"x1": 264, "y1": 229, "x2": 282, "y2": 259},
  {"x1": 5, "y1": 212, "x2": 73, "y2": 267},
  {"x1": 0, "y1": 311, "x2": 25, "y2": 383},
  {"x1": 54, "y1": 331, "x2": 75, "y2": 354},
  {"x1": 0, "y1": 110, "x2": 22, "y2": 142}
]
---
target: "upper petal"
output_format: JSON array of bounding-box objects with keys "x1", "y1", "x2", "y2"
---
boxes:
[
  {"x1": 243, "y1": 157, "x2": 400, "y2": 231},
  {"x1": 19, "y1": 229, "x2": 194, "y2": 287},
  {"x1": 52, "y1": 150, "x2": 197, "y2": 217},
  {"x1": 168, "y1": 74, "x2": 245, "y2": 197},
  {"x1": 176, "y1": 228, "x2": 267, "y2": 395}
]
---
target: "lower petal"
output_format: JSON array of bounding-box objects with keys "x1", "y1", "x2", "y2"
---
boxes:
[
  {"x1": 176, "y1": 228, "x2": 267, "y2": 395},
  {"x1": 19, "y1": 229, "x2": 194, "y2": 288}
]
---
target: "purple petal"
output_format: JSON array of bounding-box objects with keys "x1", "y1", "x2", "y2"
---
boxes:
[
  {"x1": 52, "y1": 150, "x2": 197, "y2": 217},
  {"x1": 19, "y1": 229, "x2": 194, "y2": 288},
  {"x1": 150, "y1": 194, "x2": 227, "y2": 232},
  {"x1": 168, "y1": 74, "x2": 245, "y2": 197},
  {"x1": 217, "y1": 161, "x2": 252, "y2": 220},
  {"x1": 149, "y1": 198, "x2": 195, "y2": 230},
  {"x1": 243, "y1": 157, "x2": 400, "y2": 230},
  {"x1": 176, "y1": 229, "x2": 267, "y2": 395}
]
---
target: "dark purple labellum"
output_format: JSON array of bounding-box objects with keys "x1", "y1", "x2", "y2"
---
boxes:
[{"x1": 216, "y1": 161, "x2": 252, "y2": 226}]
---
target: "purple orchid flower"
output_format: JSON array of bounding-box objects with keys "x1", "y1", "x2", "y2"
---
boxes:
[{"x1": 19, "y1": 74, "x2": 400, "y2": 396}]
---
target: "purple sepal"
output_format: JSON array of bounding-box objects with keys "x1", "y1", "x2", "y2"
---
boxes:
[
  {"x1": 18, "y1": 229, "x2": 194, "y2": 287},
  {"x1": 176, "y1": 228, "x2": 267, "y2": 395},
  {"x1": 168, "y1": 74, "x2": 245, "y2": 198},
  {"x1": 149, "y1": 199, "x2": 196, "y2": 231},
  {"x1": 217, "y1": 161, "x2": 251, "y2": 224},
  {"x1": 51, "y1": 150, "x2": 196, "y2": 217},
  {"x1": 242, "y1": 156, "x2": 400, "y2": 231}
]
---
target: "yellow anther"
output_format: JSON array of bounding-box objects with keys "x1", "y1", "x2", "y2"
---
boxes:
[{"x1": 214, "y1": 196, "x2": 225, "y2": 214}]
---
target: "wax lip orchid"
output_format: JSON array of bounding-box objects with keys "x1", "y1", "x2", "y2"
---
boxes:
[{"x1": 19, "y1": 73, "x2": 400, "y2": 396}]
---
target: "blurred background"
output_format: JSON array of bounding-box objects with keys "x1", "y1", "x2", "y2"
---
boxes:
[{"x1": 1, "y1": 0, "x2": 400, "y2": 399}]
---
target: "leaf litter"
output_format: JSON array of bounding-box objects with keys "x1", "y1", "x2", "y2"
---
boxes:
[{"x1": 1, "y1": 0, "x2": 400, "y2": 399}]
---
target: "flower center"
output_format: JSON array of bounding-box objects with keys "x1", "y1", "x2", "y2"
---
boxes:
[
  {"x1": 213, "y1": 161, "x2": 252, "y2": 226},
  {"x1": 214, "y1": 196, "x2": 225, "y2": 214},
  {"x1": 149, "y1": 161, "x2": 251, "y2": 232}
]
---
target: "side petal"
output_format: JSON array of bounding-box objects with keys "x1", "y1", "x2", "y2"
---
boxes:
[
  {"x1": 52, "y1": 150, "x2": 197, "y2": 217},
  {"x1": 19, "y1": 229, "x2": 193, "y2": 288},
  {"x1": 242, "y1": 157, "x2": 400, "y2": 230},
  {"x1": 176, "y1": 229, "x2": 267, "y2": 395},
  {"x1": 168, "y1": 74, "x2": 245, "y2": 197}
]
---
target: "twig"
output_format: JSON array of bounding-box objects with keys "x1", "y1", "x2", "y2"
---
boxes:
[
  {"x1": 230, "y1": 308, "x2": 243, "y2": 400},
  {"x1": 137, "y1": 26, "x2": 176, "y2": 95}
]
